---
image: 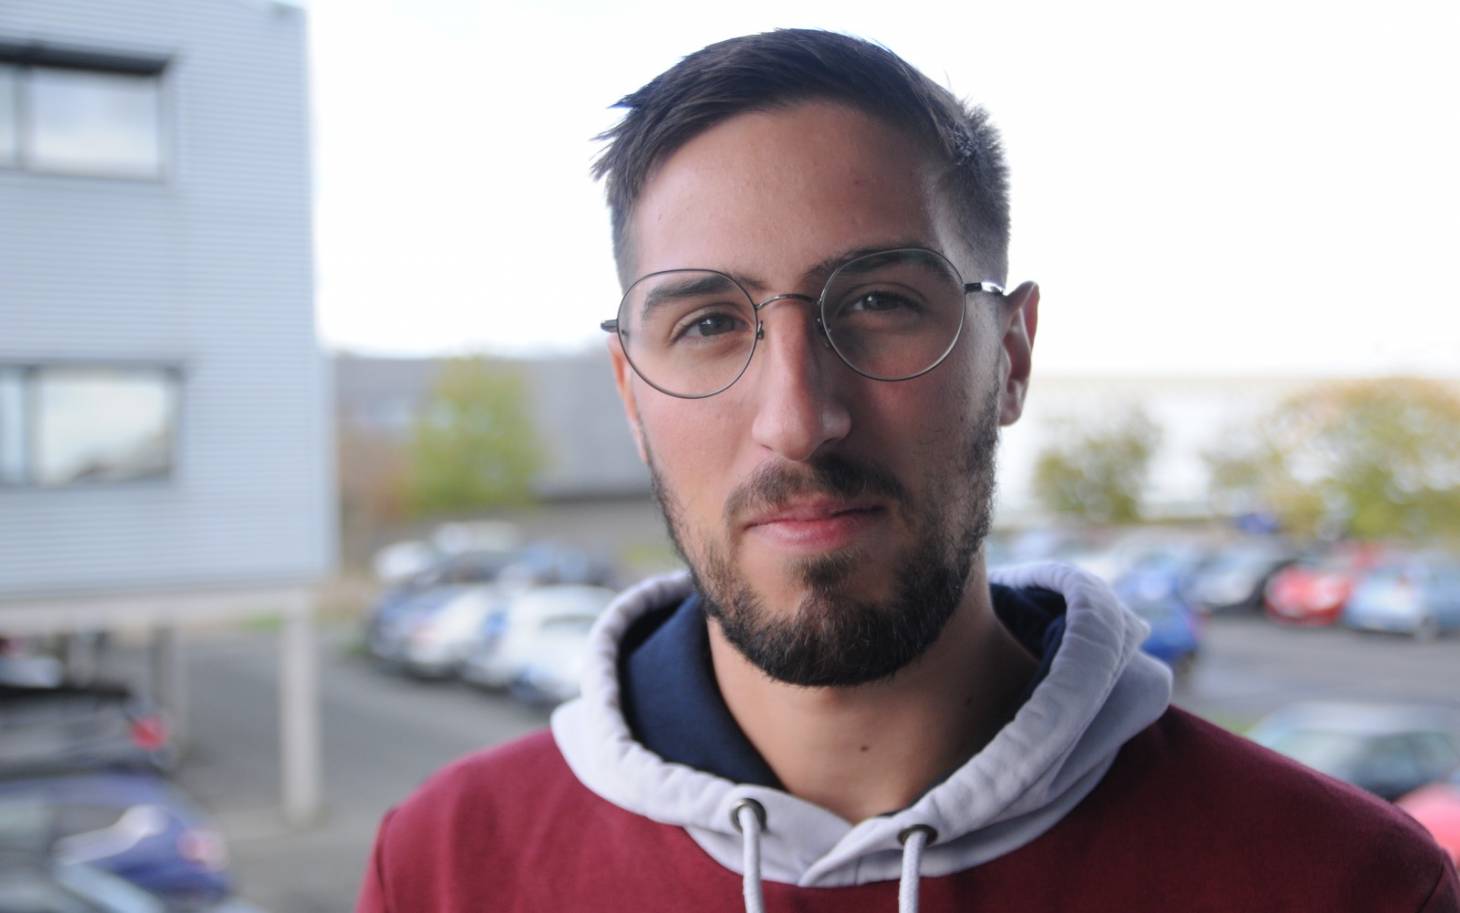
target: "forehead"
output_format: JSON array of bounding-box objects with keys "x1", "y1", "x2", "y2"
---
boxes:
[{"x1": 628, "y1": 101, "x2": 960, "y2": 287}]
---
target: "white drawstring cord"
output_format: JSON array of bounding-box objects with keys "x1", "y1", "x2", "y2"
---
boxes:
[
  {"x1": 732, "y1": 799, "x2": 767, "y2": 913},
  {"x1": 897, "y1": 825, "x2": 936, "y2": 913},
  {"x1": 732, "y1": 802, "x2": 932, "y2": 913}
]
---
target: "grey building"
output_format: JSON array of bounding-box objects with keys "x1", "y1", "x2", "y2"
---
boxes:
[
  {"x1": 340, "y1": 350, "x2": 1460, "y2": 533},
  {"x1": 335, "y1": 349, "x2": 648, "y2": 501},
  {"x1": 0, "y1": 0, "x2": 330, "y2": 821}
]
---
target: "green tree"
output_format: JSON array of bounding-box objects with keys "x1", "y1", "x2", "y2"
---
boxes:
[
  {"x1": 1033, "y1": 408, "x2": 1161, "y2": 525},
  {"x1": 1204, "y1": 378, "x2": 1460, "y2": 540},
  {"x1": 406, "y1": 357, "x2": 543, "y2": 517}
]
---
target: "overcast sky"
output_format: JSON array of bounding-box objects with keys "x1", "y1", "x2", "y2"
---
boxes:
[{"x1": 307, "y1": 0, "x2": 1459, "y2": 377}]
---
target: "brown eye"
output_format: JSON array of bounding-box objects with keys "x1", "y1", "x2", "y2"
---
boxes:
[{"x1": 674, "y1": 311, "x2": 750, "y2": 341}]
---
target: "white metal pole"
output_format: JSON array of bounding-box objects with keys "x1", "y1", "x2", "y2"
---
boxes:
[
  {"x1": 280, "y1": 592, "x2": 322, "y2": 826},
  {"x1": 149, "y1": 624, "x2": 187, "y2": 749}
]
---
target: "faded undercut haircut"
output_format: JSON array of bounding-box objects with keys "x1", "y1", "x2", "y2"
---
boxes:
[{"x1": 592, "y1": 28, "x2": 1011, "y2": 287}]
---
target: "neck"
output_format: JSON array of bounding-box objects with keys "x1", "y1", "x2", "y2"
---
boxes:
[{"x1": 707, "y1": 561, "x2": 1038, "y2": 823}]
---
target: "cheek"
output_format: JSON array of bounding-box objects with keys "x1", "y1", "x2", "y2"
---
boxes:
[
  {"x1": 638, "y1": 395, "x2": 746, "y2": 520},
  {"x1": 857, "y1": 340, "x2": 996, "y2": 480},
  {"x1": 888, "y1": 348, "x2": 984, "y2": 436}
]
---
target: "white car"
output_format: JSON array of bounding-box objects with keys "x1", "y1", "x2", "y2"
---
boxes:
[
  {"x1": 510, "y1": 613, "x2": 604, "y2": 706},
  {"x1": 398, "y1": 586, "x2": 506, "y2": 678},
  {"x1": 370, "y1": 540, "x2": 438, "y2": 585},
  {"x1": 461, "y1": 585, "x2": 616, "y2": 696},
  {"x1": 432, "y1": 521, "x2": 521, "y2": 556}
]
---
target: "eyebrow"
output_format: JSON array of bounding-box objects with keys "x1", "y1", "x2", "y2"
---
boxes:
[
  {"x1": 726, "y1": 239, "x2": 943, "y2": 294},
  {"x1": 640, "y1": 272, "x2": 745, "y2": 314}
]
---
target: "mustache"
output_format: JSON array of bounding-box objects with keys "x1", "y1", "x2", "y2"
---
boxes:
[{"x1": 724, "y1": 453, "x2": 908, "y2": 524}]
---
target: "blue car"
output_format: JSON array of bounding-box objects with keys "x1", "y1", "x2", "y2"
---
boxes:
[
  {"x1": 0, "y1": 772, "x2": 231, "y2": 906},
  {"x1": 1112, "y1": 551, "x2": 1205, "y2": 675},
  {"x1": 1343, "y1": 553, "x2": 1460, "y2": 641},
  {"x1": 0, "y1": 860, "x2": 168, "y2": 913}
]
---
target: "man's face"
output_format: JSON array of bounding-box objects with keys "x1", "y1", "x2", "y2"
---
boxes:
[{"x1": 610, "y1": 101, "x2": 1035, "y2": 686}]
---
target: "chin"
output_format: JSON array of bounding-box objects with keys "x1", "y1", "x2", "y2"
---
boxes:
[{"x1": 762, "y1": 547, "x2": 892, "y2": 616}]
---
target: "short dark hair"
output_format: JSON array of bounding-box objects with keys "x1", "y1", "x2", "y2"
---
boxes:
[{"x1": 592, "y1": 29, "x2": 1011, "y2": 286}]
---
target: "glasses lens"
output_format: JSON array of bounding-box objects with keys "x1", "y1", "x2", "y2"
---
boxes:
[
  {"x1": 821, "y1": 249, "x2": 967, "y2": 380},
  {"x1": 618, "y1": 270, "x2": 757, "y2": 397}
]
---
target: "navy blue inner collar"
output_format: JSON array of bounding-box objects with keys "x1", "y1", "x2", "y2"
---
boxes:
[{"x1": 619, "y1": 583, "x2": 1069, "y2": 789}]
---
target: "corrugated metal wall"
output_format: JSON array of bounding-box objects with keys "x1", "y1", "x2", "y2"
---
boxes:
[{"x1": 0, "y1": 0, "x2": 336, "y2": 598}]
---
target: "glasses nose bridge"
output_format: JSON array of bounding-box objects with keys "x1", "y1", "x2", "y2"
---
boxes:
[
  {"x1": 750, "y1": 291, "x2": 827, "y2": 341},
  {"x1": 751, "y1": 290, "x2": 820, "y2": 314}
]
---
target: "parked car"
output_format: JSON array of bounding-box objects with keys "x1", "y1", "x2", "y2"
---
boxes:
[
  {"x1": 1063, "y1": 530, "x2": 1184, "y2": 584},
  {"x1": 0, "y1": 635, "x2": 65, "y2": 688},
  {"x1": 510, "y1": 612, "x2": 603, "y2": 706},
  {"x1": 0, "y1": 859, "x2": 168, "y2": 913},
  {"x1": 0, "y1": 772, "x2": 231, "y2": 905},
  {"x1": 370, "y1": 540, "x2": 438, "y2": 585},
  {"x1": 400, "y1": 586, "x2": 509, "y2": 679},
  {"x1": 389, "y1": 548, "x2": 521, "y2": 595},
  {"x1": 431, "y1": 520, "x2": 520, "y2": 556},
  {"x1": 1111, "y1": 550, "x2": 1205, "y2": 676},
  {"x1": 497, "y1": 543, "x2": 619, "y2": 590},
  {"x1": 1343, "y1": 552, "x2": 1460, "y2": 641},
  {"x1": 368, "y1": 585, "x2": 505, "y2": 678},
  {"x1": 461, "y1": 585, "x2": 616, "y2": 694},
  {"x1": 986, "y1": 527, "x2": 1101, "y2": 570},
  {"x1": 367, "y1": 585, "x2": 457, "y2": 667},
  {"x1": 1264, "y1": 544, "x2": 1385, "y2": 626},
  {"x1": 1248, "y1": 702, "x2": 1460, "y2": 801},
  {"x1": 364, "y1": 549, "x2": 518, "y2": 656},
  {"x1": 0, "y1": 682, "x2": 172, "y2": 778},
  {"x1": 1183, "y1": 540, "x2": 1298, "y2": 614},
  {"x1": 1397, "y1": 767, "x2": 1460, "y2": 866}
]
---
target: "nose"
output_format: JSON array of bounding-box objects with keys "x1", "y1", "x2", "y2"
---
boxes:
[{"x1": 747, "y1": 303, "x2": 852, "y2": 462}]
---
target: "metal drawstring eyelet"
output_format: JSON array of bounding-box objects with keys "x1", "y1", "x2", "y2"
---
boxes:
[
  {"x1": 898, "y1": 824, "x2": 938, "y2": 845},
  {"x1": 730, "y1": 797, "x2": 768, "y2": 833}
]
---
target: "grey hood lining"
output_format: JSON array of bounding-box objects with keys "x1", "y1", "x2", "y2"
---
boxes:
[{"x1": 551, "y1": 562, "x2": 1173, "y2": 887}]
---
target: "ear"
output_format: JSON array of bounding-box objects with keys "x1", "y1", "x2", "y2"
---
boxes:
[
  {"x1": 996, "y1": 281, "x2": 1039, "y2": 426},
  {"x1": 608, "y1": 335, "x2": 649, "y2": 462}
]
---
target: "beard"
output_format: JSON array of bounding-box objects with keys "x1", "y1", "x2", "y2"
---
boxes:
[{"x1": 647, "y1": 384, "x2": 1001, "y2": 688}]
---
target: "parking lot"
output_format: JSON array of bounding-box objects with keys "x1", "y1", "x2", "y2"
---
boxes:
[{"x1": 149, "y1": 607, "x2": 1460, "y2": 913}]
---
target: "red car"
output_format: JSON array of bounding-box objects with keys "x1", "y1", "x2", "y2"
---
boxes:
[
  {"x1": 1398, "y1": 771, "x2": 1460, "y2": 866},
  {"x1": 1264, "y1": 546, "x2": 1384, "y2": 626}
]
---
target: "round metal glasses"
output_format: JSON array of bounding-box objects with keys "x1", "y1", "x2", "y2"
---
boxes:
[{"x1": 601, "y1": 247, "x2": 1005, "y2": 399}]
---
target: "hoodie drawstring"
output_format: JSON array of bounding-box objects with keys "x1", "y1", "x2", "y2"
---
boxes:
[
  {"x1": 897, "y1": 824, "x2": 936, "y2": 913},
  {"x1": 733, "y1": 801, "x2": 936, "y2": 913},
  {"x1": 732, "y1": 799, "x2": 767, "y2": 913}
]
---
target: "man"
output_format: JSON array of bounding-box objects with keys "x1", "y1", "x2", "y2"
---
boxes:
[{"x1": 357, "y1": 30, "x2": 1456, "y2": 912}]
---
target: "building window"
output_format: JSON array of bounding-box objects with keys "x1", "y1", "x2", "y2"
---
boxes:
[
  {"x1": 0, "y1": 64, "x2": 17, "y2": 166},
  {"x1": 0, "y1": 48, "x2": 166, "y2": 179},
  {"x1": 0, "y1": 366, "x2": 180, "y2": 487},
  {"x1": 0, "y1": 368, "x2": 24, "y2": 485},
  {"x1": 26, "y1": 67, "x2": 163, "y2": 177}
]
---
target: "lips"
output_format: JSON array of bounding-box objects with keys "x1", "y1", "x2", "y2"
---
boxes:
[
  {"x1": 745, "y1": 497, "x2": 880, "y2": 526},
  {"x1": 743, "y1": 500, "x2": 886, "y2": 552}
]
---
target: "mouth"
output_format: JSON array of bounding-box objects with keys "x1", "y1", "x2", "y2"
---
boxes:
[{"x1": 743, "y1": 500, "x2": 887, "y2": 552}]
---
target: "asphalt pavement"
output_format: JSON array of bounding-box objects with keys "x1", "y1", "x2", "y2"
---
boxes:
[
  {"x1": 161, "y1": 627, "x2": 551, "y2": 913},
  {"x1": 147, "y1": 611, "x2": 1459, "y2": 912}
]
